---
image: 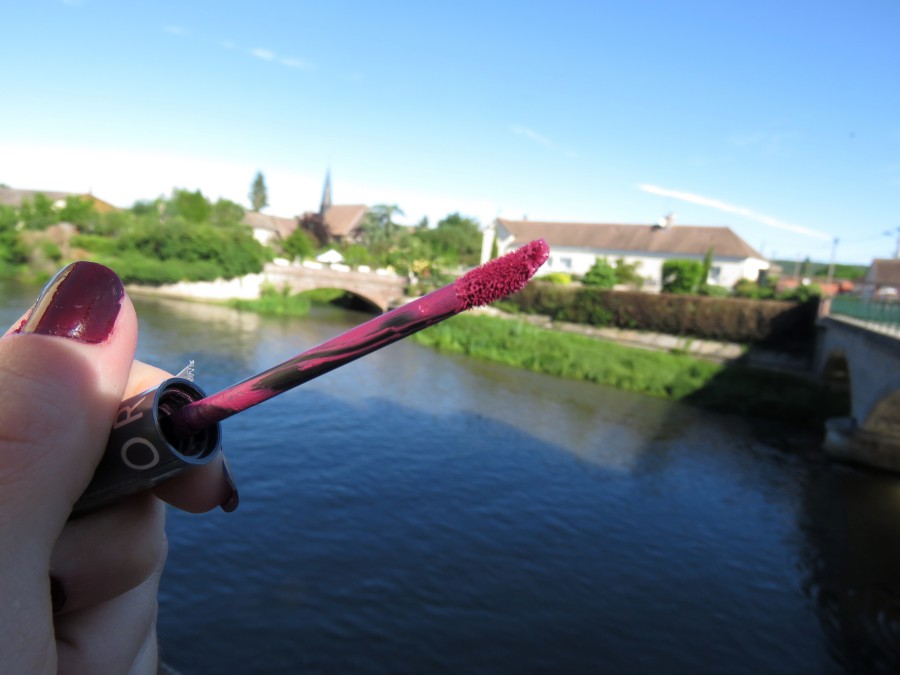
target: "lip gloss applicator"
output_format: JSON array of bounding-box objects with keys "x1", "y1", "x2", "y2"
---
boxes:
[{"x1": 72, "y1": 239, "x2": 549, "y2": 516}]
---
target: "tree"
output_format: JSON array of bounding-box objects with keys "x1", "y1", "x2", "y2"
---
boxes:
[
  {"x1": 211, "y1": 198, "x2": 246, "y2": 228},
  {"x1": 582, "y1": 257, "x2": 617, "y2": 288},
  {"x1": 613, "y1": 257, "x2": 643, "y2": 289},
  {"x1": 249, "y1": 171, "x2": 268, "y2": 212},
  {"x1": 282, "y1": 227, "x2": 316, "y2": 261},
  {"x1": 59, "y1": 196, "x2": 98, "y2": 228},
  {"x1": 415, "y1": 212, "x2": 482, "y2": 266},
  {"x1": 19, "y1": 193, "x2": 57, "y2": 230},
  {"x1": 169, "y1": 189, "x2": 212, "y2": 224},
  {"x1": 662, "y1": 259, "x2": 704, "y2": 294},
  {"x1": 700, "y1": 248, "x2": 714, "y2": 289},
  {"x1": 362, "y1": 204, "x2": 405, "y2": 247}
]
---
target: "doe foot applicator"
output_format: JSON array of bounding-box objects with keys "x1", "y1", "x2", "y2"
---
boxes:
[{"x1": 72, "y1": 239, "x2": 550, "y2": 517}]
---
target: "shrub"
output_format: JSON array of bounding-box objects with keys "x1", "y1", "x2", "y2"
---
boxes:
[
  {"x1": 582, "y1": 257, "x2": 617, "y2": 288},
  {"x1": 541, "y1": 272, "x2": 573, "y2": 285},
  {"x1": 506, "y1": 284, "x2": 818, "y2": 351},
  {"x1": 662, "y1": 259, "x2": 704, "y2": 294}
]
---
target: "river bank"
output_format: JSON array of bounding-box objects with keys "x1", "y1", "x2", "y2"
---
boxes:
[{"x1": 125, "y1": 282, "x2": 838, "y2": 427}]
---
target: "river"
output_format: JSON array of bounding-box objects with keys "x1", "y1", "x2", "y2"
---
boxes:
[{"x1": 3, "y1": 283, "x2": 900, "y2": 674}]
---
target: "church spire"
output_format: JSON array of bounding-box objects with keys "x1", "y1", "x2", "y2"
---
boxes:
[{"x1": 320, "y1": 169, "x2": 332, "y2": 216}]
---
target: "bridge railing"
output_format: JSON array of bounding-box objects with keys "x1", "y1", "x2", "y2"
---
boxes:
[{"x1": 828, "y1": 295, "x2": 900, "y2": 335}]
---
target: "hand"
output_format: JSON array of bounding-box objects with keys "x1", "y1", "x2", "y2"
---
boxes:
[{"x1": 0, "y1": 262, "x2": 237, "y2": 674}]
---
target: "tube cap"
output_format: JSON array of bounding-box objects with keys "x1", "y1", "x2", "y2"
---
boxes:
[{"x1": 72, "y1": 378, "x2": 222, "y2": 517}]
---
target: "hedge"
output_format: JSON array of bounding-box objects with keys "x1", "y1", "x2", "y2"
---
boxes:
[{"x1": 507, "y1": 283, "x2": 818, "y2": 351}]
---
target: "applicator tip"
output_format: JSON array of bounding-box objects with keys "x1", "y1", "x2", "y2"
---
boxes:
[{"x1": 455, "y1": 238, "x2": 550, "y2": 309}]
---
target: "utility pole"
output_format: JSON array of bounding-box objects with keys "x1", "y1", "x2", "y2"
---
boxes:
[{"x1": 826, "y1": 237, "x2": 839, "y2": 289}]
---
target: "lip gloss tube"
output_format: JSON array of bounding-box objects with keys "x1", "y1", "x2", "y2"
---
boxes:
[{"x1": 71, "y1": 377, "x2": 222, "y2": 518}]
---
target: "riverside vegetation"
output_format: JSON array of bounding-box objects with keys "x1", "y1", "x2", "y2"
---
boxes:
[{"x1": 1, "y1": 185, "x2": 841, "y2": 426}]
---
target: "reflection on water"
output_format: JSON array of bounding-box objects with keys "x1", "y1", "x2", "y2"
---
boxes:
[
  {"x1": 1, "y1": 282, "x2": 900, "y2": 673},
  {"x1": 801, "y1": 465, "x2": 900, "y2": 673}
]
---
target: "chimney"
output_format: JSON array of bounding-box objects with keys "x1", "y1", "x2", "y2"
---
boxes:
[{"x1": 655, "y1": 212, "x2": 676, "y2": 230}]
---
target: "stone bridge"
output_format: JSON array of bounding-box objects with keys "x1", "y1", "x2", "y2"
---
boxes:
[
  {"x1": 263, "y1": 263, "x2": 408, "y2": 312},
  {"x1": 815, "y1": 314, "x2": 900, "y2": 471}
]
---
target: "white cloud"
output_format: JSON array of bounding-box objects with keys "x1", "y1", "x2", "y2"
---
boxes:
[
  {"x1": 249, "y1": 48, "x2": 276, "y2": 61},
  {"x1": 638, "y1": 184, "x2": 832, "y2": 240},
  {"x1": 163, "y1": 25, "x2": 186, "y2": 36},
  {"x1": 280, "y1": 57, "x2": 314, "y2": 70},
  {"x1": 221, "y1": 40, "x2": 236, "y2": 50},
  {"x1": 510, "y1": 124, "x2": 555, "y2": 150}
]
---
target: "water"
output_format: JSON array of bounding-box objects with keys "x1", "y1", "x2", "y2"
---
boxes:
[{"x1": 3, "y1": 281, "x2": 900, "y2": 673}]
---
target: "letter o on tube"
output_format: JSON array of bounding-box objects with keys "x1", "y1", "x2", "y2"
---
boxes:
[{"x1": 121, "y1": 437, "x2": 160, "y2": 470}]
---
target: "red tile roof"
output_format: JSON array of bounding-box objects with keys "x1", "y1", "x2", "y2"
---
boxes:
[{"x1": 323, "y1": 204, "x2": 368, "y2": 238}]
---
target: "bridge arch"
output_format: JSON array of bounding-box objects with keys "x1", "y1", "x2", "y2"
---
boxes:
[
  {"x1": 816, "y1": 317, "x2": 900, "y2": 472},
  {"x1": 863, "y1": 376, "x2": 900, "y2": 438},
  {"x1": 262, "y1": 264, "x2": 408, "y2": 313}
]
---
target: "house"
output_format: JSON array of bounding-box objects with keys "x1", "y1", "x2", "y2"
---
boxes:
[
  {"x1": 484, "y1": 215, "x2": 768, "y2": 290},
  {"x1": 298, "y1": 172, "x2": 368, "y2": 246},
  {"x1": 0, "y1": 187, "x2": 117, "y2": 213},
  {"x1": 242, "y1": 211, "x2": 299, "y2": 247},
  {"x1": 860, "y1": 258, "x2": 900, "y2": 299}
]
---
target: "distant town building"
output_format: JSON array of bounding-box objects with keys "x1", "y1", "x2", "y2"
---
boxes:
[
  {"x1": 485, "y1": 215, "x2": 769, "y2": 290},
  {"x1": 243, "y1": 211, "x2": 299, "y2": 247},
  {"x1": 860, "y1": 258, "x2": 900, "y2": 299},
  {"x1": 0, "y1": 187, "x2": 117, "y2": 213},
  {"x1": 298, "y1": 171, "x2": 368, "y2": 246}
]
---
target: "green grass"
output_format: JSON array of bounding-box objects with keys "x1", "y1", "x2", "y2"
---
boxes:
[
  {"x1": 414, "y1": 314, "x2": 843, "y2": 425},
  {"x1": 226, "y1": 287, "x2": 354, "y2": 317},
  {"x1": 228, "y1": 287, "x2": 312, "y2": 316}
]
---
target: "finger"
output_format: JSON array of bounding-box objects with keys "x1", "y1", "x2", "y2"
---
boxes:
[
  {"x1": 49, "y1": 493, "x2": 165, "y2": 617},
  {"x1": 54, "y1": 559, "x2": 164, "y2": 675},
  {"x1": 0, "y1": 263, "x2": 138, "y2": 671},
  {"x1": 125, "y1": 360, "x2": 172, "y2": 397},
  {"x1": 0, "y1": 265, "x2": 138, "y2": 530},
  {"x1": 153, "y1": 452, "x2": 237, "y2": 513}
]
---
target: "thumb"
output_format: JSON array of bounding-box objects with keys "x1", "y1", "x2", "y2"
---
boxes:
[{"x1": 0, "y1": 262, "x2": 137, "y2": 547}]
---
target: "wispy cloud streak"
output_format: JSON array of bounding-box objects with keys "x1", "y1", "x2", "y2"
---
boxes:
[
  {"x1": 511, "y1": 124, "x2": 555, "y2": 149},
  {"x1": 639, "y1": 184, "x2": 832, "y2": 240},
  {"x1": 249, "y1": 48, "x2": 275, "y2": 61}
]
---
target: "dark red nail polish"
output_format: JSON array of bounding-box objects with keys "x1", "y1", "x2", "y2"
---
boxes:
[
  {"x1": 50, "y1": 576, "x2": 66, "y2": 614},
  {"x1": 20, "y1": 262, "x2": 124, "y2": 343},
  {"x1": 221, "y1": 456, "x2": 239, "y2": 513}
]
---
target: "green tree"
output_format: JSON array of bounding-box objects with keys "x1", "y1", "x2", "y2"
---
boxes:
[
  {"x1": 211, "y1": 198, "x2": 246, "y2": 228},
  {"x1": 361, "y1": 204, "x2": 406, "y2": 260},
  {"x1": 613, "y1": 257, "x2": 643, "y2": 288},
  {"x1": 582, "y1": 257, "x2": 617, "y2": 288},
  {"x1": 59, "y1": 196, "x2": 98, "y2": 228},
  {"x1": 415, "y1": 212, "x2": 482, "y2": 266},
  {"x1": 168, "y1": 189, "x2": 212, "y2": 224},
  {"x1": 0, "y1": 204, "x2": 27, "y2": 267},
  {"x1": 282, "y1": 227, "x2": 316, "y2": 260},
  {"x1": 249, "y1": 171, "x2": 268, "y2": 212},
  {"x1": 19, "y1": 193, "x2": 57, "y2": 230},
  {"x1": 662, "y1": 259, "x2": 704, "y2": 294}
]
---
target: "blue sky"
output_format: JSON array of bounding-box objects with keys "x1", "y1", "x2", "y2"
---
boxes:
[{"x1": 1, "y1": 1, "x2": 898, "y2": 264}]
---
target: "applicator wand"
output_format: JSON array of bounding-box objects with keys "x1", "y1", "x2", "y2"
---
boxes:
[{"x1": 72, "y1": 239, "x2": 550, "y2": 516}]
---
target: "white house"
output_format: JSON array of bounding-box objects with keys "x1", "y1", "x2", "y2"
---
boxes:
[
  {"x1": 484, "y1": 216, "x2": 769, "y2": 290},
  {"x1": 243, "y1": 211, "x2": 299, "y2": 247}
]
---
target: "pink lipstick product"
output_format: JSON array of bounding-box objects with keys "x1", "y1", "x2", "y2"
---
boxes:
[{"x1": 71, "y1": 239, "x2": 549, "y2": 516}]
